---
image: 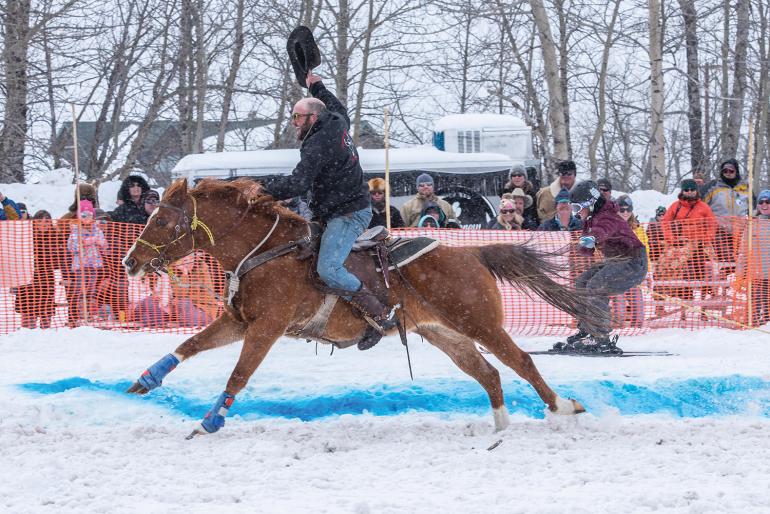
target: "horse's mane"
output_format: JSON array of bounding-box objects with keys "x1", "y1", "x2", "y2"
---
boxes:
[{"x1": 185, "y1": 178, "x2": 309, "y2": 226}]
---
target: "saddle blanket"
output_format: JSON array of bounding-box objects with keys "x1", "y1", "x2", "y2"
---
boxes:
[{"x1": 377, "y1": 237, "x2": 438, "y2": 271}]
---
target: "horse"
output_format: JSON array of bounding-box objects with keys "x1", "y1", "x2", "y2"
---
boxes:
[{"x1": 122, "y1": 178, "x2": 603, "y2": 438}]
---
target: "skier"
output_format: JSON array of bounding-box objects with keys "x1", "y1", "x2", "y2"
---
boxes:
[{"x1": 555, "y1": 181, "x2": 648, "y2": 353}]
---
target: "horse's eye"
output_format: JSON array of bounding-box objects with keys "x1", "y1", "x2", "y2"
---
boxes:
[{"x1": 155, "y1": 217, "x2": 168, "y2": 227}]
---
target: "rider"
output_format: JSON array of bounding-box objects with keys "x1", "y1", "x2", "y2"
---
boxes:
[
  {"x1": 560, "y1": 180, "x2": 648, "y2": 352},
  {"x1": 261, "y1": 71, "x2": 396, "y2": 350}
]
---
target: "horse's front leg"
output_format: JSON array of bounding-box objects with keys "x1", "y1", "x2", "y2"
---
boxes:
[
  {"x1": 187, "y1": 322, "x2": 284, "y2": 438},
  {"x1": 127, "y1": 311, "x2": 247, "y2": 394}
]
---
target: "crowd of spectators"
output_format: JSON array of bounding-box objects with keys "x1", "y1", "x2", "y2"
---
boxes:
[
  {"x1": 4, "y1": 174, "x2": 220, "y2": 330},
  {"x1": 4, "y1": 158, "x2": 770, "y2": 332}
]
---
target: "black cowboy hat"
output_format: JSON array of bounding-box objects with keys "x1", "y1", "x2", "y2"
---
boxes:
[{"x1": 287, "y1": 26, "x2": 321, "y2": 88}]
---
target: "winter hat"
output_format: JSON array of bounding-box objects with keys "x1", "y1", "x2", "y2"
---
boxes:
[
  {"x1": 509, "y1": 164, "x2": 526, "y2": 178},
  {"x1": 655, "y1": 206, "x2": 667, "y2": 217},
  {"x1": 617, "y1": 195, "x2": 633, "y2": 210},
  {"x1": 416, "y1": 173, "x2": 434, "y2": 186},
  {"x1": 681, "y1": 178, "x2": 698, "y2": 191},
  {"x1": 555, "y1": 188, "x2": 571, "y2": 203},
  {"x1": 557, "y1": 160, "x2": 577, "y2": 175},
  {"x1": 17, "y1": 202, "x2": 27, "y2": 215},
  {"x1": 368, "y1": 177, "x2": 386, "y2": 191},
  {"x1": 141, "y1": 189, "x2": 160, "y2": 205},
  {"x1": 597, "y1": 178, "x2": 612, "y2": 191},
  {"x1": 79, "y1": 199, "x2": 95, "y2": 216},
  {"x1": 508, "y1": 188, "x2": 533, "y2": 208},
  {"x1": 499, "y1": 199, "x2": 515, "y2": 212},
  {"x1": 758, "y1": 190, "x2": 770, "y2": 203}
]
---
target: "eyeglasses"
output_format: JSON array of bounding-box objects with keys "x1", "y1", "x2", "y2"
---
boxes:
[
  {"x1": 500, "y1": 209, "x2": 515, "y2": 214},
  {"x1": 722, "y1": 168, "x2": 737, "y2": 174},
  {"x1": 619, "y1": 208, "x2": 632, "y2": 213},
  {"x1": 145, "y1": 199, "x2": 159, "y2": 205},
  {"x1": 599, "y1": 188, "x2": 610, "y2": 193},
  {"x1": 758, "y1": 199, "x2": 770, "y2": 205},
  {"x1": 291, "y1": 112, "x2": 314, "y2": 121},
  {"x1": 682, "y1": 188, "x2": 697, "y2": 192}
]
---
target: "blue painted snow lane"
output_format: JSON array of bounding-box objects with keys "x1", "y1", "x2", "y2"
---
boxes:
[{"x1": 19, "y1": 375, "x2": 770, "y2": 420}]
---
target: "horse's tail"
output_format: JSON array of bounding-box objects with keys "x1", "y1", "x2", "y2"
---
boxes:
[{"x1": 475, "y1": 243, "x2": 605, "y2": 334}]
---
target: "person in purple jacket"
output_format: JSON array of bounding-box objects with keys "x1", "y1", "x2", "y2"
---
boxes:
[{"x1": 556, "y1": 180, "x2": 648, "y2": 353}]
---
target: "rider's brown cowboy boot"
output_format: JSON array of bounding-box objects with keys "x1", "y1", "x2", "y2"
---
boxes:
[{"x1": 348, "y1": 284, "x2": 397, "y2": 350}]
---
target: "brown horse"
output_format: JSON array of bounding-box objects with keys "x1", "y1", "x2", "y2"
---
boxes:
[{"x1": 123, "y1": 178, "x2": 601, "y2": 437}]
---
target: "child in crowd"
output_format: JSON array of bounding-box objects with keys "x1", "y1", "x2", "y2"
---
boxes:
[{"x1": 66, "y1": 200, "x2": 106, "y2": 325}]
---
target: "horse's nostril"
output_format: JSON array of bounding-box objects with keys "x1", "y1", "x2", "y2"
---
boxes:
[{"x1": 124, "y1": 257, "x2": 136, "y2": 270}]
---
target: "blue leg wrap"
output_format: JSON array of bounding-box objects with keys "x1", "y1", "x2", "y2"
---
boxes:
[
  {"x1": 137, "y1": 353, "x2": 179, "y2": 391},
  {"x1": 200, "y1": 392, "x2": 235, "y2": 434}
]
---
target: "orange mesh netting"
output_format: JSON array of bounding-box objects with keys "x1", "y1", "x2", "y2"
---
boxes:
[{"x1": 0, "y1": 216, "x2": 766, "y2": 335}]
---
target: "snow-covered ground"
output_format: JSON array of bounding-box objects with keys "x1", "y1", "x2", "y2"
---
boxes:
[{"x1": 2, "y1": 327, "x2": 770, "y2": 513}]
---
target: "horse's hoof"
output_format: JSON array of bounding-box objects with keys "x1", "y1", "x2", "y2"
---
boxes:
[
  {"x1": 185, "y1": 424, "x2": 207, "y2": 440},
  {"x1": 126, "y1": 381, "x2": 149, "y2": 395},
  {"x1": 571, "y1": 398, "x2": 586, "y2": 414}
]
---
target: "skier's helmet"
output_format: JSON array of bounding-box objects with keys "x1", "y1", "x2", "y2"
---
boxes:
[{"x1": 570, "y1": 180, "x2": 601, "y2": 213}]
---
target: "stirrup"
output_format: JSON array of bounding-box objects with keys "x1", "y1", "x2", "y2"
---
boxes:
[{"x1": 357, "y1": 325, "x2": 383, "y2": 351}]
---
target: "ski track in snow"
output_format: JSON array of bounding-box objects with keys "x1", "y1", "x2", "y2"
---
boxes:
[{"x1": 2, "y1": 327, "x2": 770, "y2": 513}]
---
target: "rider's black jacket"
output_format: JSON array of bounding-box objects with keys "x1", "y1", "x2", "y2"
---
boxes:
[{"x1": 265, "y1": 82, "x2": 370, "y2": 222}]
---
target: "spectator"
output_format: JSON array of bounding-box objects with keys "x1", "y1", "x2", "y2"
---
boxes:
[
  {"x1": 0, "y1": 191, "x2": 22, "y2": 220},
  {"x1": 597, "y1": 178, "x2": 613, "y2": 201},
  {"x1": 735, "y1": 190, "x2": 770, "y2": 325},
  {"x1": 486, "y1": 198, "x2": 521, "y2": 230},
  {"x1": 703, "y1": 158, "x2": 753, "y2": 263},
  {"x1": 417, "y1": 201, "x2": 446, "y2": 228},
  {"x1": 133, "y1": 253, "x2": 218, "y2": 327},
  {"x1": 657, "y1": 179, "x2": 718, "y2": 319},
  {"x1": 141, "y1": 189, "x2": 161, "y2": 217},
  {"x1": 367, "y1": 178, "x2": 404, "y2": 229},
  {"x1": 536, "y1": 160, "x2": 577, "y2": 222},
  {"x1": 537, "y1": 188, "x2": 583, "y2": 231},
  {"x1": 502, "y1": 164, "x2": 538, "y2": 223},
  {"x1": 16, "y1": 202, "x2": 29, "y2": 220},
  {"x1": 66, "y1": 200, "x2": 107, "y2": 326},
  {"x1": 111, "y1": 174, "x2": 151, "y2": 224},
  {"x1": 61, "y1": 183, "x2": 100, "y2": 221},
  {"x1": 59, "y1": 183, "x2": 101, "y2": 326},
  {"x1": 560, "y1": 181, "x2": 648, "y2": 352},
  {"x1": 282, "y1": 196, "x2": 313, "y2": 221},
  {"x1": 505, "y1": 188, "x2": 538, "y2": 230},
  {"x1": 400, "y1": 173, "x2": 456, "y2": 227},
  {"x1": 646, "y1": 205, "x2": 667, "y2": 262},
  {"x1": 613, "y1": 195, "x2": 648, "y2": 328},
  {"x1": 13, "y1": 211, "x2": 62, "y2": 328}
]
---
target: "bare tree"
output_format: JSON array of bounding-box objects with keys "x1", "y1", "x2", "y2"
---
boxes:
[
  {"x1": 528, "y1": 0, "x2": 569, "y2": 160},
  {"x1": 678, "y1": 0, "x2": 705, "y2": 172},
  {"x1": 648, "y1": 0, "x2": 666, "y2": 191},
  {"x1": 722, "y1": 0, "x2": 749, "y2": 157}
]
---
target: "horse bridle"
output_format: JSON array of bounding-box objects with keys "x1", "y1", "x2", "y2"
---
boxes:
[{"x1": 136, "y1": 195, "x2": 216, "y2": 274}]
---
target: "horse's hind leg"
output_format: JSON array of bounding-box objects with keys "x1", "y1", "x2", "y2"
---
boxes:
[
  {"x1": 476, "y1": 326, "x2": 584, "y2": 415},
  {"x1": 127, "y1": 312, "x2": 247, "y2": 394},
  {"x1": 417, "y1": 324, "x2": 509, "y2": 431},
  {"x1": 188, "y1": 322, "x2": 283, "y2": 437}
]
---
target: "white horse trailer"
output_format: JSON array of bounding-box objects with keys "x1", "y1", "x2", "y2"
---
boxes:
[{"x1": 172, "y1": 114, "x2": 536, "y2": 228}]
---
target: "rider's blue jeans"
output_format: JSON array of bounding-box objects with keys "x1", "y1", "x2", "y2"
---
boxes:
[{"x1": 317, "y1": 207, "x2": 372, "y2": 293}]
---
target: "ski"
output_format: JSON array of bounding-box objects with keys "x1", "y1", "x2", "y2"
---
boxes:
[{"x1": 528, "y1": 349, "x2": 674, "y2": 357}]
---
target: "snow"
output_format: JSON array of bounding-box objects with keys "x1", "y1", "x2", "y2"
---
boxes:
[
  {"x1": 2, "y1": 326, "x2": 770, "y2": 513},
  {"x1": 433, "y1": 113, "x2": 528, "y2": 131}
]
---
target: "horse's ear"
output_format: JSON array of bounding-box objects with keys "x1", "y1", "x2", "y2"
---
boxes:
[{"x1": 166, "y1": 178, "x2": 188, "y2": 204}]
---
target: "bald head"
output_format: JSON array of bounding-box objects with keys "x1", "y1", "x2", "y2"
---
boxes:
[
  {"x1": 294, "y1": 97, "x2": 325, "y2": 115},
  {"x1": 291, "y1": 98, "x2": 325, "y2": 140}
]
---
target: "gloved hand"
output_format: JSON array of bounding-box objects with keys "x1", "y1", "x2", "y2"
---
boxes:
[{"x1": 579, "y1": 235, "x2": 596, "y2": 249}]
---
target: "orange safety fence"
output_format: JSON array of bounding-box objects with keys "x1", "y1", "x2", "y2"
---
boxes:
[{"x1": 0, "y1": 216, "x2": 767, "y2": 336}]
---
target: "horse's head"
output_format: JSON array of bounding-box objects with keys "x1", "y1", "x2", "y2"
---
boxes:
[{"x1": 122, "y1": 178, "x2": 203, "y2": 277}]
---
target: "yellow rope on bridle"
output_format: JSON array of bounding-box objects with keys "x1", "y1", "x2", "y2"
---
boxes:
[{"x1": 136, "y1": 194, "x2": 215, "y2": 255}]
